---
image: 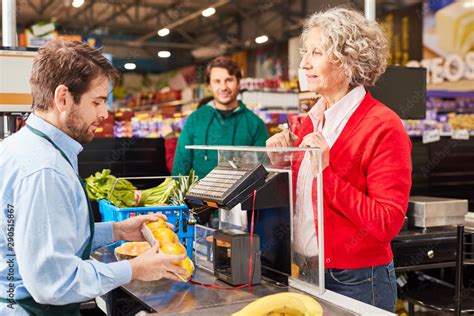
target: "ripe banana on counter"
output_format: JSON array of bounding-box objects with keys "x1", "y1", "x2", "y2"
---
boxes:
[
  {"x1": 267, "y1": 307, "x2": 305, "y2": 316},
  {"x1": 232, "y1": 292, "x2": 323, "y2": 316}
]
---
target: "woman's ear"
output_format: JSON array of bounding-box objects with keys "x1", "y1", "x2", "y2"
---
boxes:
[{"x1": 53, "y1": 85, "x2": 69, "y2": 113}]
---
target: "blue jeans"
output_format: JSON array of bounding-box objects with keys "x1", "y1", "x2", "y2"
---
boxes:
[{"x1": 325, "y1": 261, "x2": 397, "y2": 312}]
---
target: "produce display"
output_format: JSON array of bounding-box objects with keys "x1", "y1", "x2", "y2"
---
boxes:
[
  {"x1": 114, "y1": 242, "x2": 151, "y2": 260},
  {"x1": 232, "y1": 292, "x2": 323, "y2": 316},
  {"x1": 144, "y1": 218, "x2": 195, "y2": 281},
  {"x1": 85, "y1": 169, "x2": 198, "y2": 207},
  {"x1": 448, "y1": 113, "x2": 474, "y2": 130}
]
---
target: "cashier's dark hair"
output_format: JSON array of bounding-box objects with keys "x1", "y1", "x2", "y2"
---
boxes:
[
  {"x1": 30, "y1": 40, "x2": 118, "y2": 111},
  {"x1": 205, "y1": 56, "x2": 242, "y2": 84}
]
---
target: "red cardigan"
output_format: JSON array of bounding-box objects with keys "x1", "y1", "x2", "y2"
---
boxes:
[{"x1": 293, "y1": 91, "x2": 412, "y2": 269}]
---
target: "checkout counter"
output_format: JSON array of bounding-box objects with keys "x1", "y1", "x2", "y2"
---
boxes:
[
  {"x1": 92, "y1": 146, "x2": 394, "y2": 315},
  {"x1": 92, "y1": 244, "x2": 390, "y2": 315}
]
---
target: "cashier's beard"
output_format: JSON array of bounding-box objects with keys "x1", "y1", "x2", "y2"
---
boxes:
[{"x1": 64, "y1": 106, "x2": 102, "y2": 144}]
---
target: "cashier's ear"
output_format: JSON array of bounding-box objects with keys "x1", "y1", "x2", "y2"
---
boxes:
[{"x1": 53, "y1": 85, "x2": 69, "y2": 113}]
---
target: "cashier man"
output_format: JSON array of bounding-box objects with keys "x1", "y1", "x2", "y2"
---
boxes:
[{"x1": 0, "y1": 40, "x2": 186, "y2": 315}]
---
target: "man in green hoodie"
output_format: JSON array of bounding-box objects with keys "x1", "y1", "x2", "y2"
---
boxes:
[{"x1": 172, "y1": 57, "x2": 269, "y2": 179}]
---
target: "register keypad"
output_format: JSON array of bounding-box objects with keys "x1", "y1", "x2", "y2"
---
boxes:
[{"x1": 185, "y1": 164, "x2": 268, "y2": 207}]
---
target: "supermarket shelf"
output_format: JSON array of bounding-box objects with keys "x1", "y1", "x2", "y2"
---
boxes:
[
  {"x1": 261, "y1": 109, "x2": 300, "y2": 114},
  {"x1": 407, "y1": 131, "x2": 474, "y2": 137},
  {"x1": 154, "y1": 99, "x2": 196, "y2": 107},
  {"x1": 247, "y1": 106, "x2": 299, "y2": 112},
  {"x1": 427, "y1": 90, "x2": 474, "y2": 99},
  {"x1": 433, "y1": 108, "x2": 474, "y2": 114},
  {"x1": 134, "y1": 99, "x2": 196, "y2": 111},
  {"x1": 241, "y1": 89, "x2": 299, "y2": 93}
]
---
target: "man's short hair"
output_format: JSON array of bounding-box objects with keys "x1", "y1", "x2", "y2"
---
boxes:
[
  {"x1": 30, "y1": 40, "x2": 119, "y2": 111},
  {"x1": 205, "y1": 56, "x2": 242, "y2": 84}
]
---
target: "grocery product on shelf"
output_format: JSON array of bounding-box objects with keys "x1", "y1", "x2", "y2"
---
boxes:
[
  {"x1": 113, "y1": 110, "x2": 134, "y2": 138},
  {"x1": 240, "y1": 77, "x2": 295, "y2": 91},
  {"x1": 449, "y1": 113, "x2": 474, "y2": 131},
  {"x1": 402, "y1": 96, "x2": 474, "y2": 136},
  {"x1": 130, "y1": 113, "x2": 186, "y2": 138}
]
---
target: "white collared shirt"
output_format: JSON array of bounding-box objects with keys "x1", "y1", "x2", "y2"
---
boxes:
[{"x1": 294, "y1": 85, "x2": 366, "y2": 257}]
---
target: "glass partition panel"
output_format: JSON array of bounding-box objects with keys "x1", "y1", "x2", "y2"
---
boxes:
[
  {"x1": 186, "y1": 145, "x2": 325, "y2": 294},
  {"x1": 194, "y1": 224, "x2": 215, "y2": 272}
]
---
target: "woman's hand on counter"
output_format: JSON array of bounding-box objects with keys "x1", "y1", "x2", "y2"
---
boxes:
[
  {"x1": 299, "y1": 132, "x2": 330, "y2": 173},
  {"x1": 113, "y1": 214, "x2": 169, "y2": 242},
  {"x1": 266, "y1": 129, "x2": 298, "y2": 148},
  {"x1": 129, "y1": 241, "x2": 187, "y2": 282},
  {"x1": 266, "y1": 130, "x2": 298, "y2": 167}
]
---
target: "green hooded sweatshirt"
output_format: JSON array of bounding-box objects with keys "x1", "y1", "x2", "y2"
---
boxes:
[{"x1": 172, "y1": 102, "x2": 269, "y2": 179}]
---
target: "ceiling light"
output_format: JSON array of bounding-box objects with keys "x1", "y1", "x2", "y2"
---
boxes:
[
  {"x1": 202, "y1": 7, "x2": 216, "y2": 17},
  {"x1": 463, "y1": 1, "x2": 474, "y2": 8},
  {"x1": 72, "y1": 0, "x2": 84, "y2": 8},
  {"x1": 158, "y1": 51, "x2": 171, "y2": 58},
  {"x1": 157, "y1": 28, "x2": 170, "y2": 37},
  {"x1": 124, "y1": 63, "x2": 136, "y2": 70},
  {"x1": 255, "y1": 35, "x2": 269, "y2": 44}
]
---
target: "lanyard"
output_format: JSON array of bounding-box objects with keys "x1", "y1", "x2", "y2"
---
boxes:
[
  {"x1": 1, "y1": 125, "x2": 95, "y2": 315},
  {"x1": 25, "y1": 124, "x2": 95, "y2": 257}
]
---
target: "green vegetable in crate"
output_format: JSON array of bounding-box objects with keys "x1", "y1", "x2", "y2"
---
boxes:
[
  {"x1": 109, "y1": 190, "x2": 137, "y2": 208},
  {"x1": 85, "y1": 169, "x2": 198, "y2": 208},
  {"x1": 85, "y1": 169, "x2": 137, "y2": 208},
  {"x1": 140, "y1": 177, "x2": 176, "y2": 206}
]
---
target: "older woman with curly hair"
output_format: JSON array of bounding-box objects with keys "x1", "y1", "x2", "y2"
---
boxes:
[{"x1": 267, "y1": 7, "x2": 412, "y2": 312}]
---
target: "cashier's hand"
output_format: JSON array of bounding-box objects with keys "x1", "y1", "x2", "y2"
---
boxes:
[
  {"x1": 129, "y1": 242, "x2": 187, "y2": 282},
  {"x1": 299, "y1": 132, "x2": 330, "y2": 173},
  {"x1": 113, "y1": 214, "x2": 171, "y2": 242}
]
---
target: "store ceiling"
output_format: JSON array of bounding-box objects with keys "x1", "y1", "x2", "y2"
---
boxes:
[
  {"x1": 3, "y1": 0, "x2": 421, "y2": 72},
  {"x1": 11, "y1": 1, "x2": 310, "y2": 56}
]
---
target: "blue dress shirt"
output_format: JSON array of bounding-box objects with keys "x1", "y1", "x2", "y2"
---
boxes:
[{"x1": 0, "y1": 114, "x2": 131, "y2": 315}]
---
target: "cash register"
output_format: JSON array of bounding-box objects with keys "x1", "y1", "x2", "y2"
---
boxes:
[
  {"x1": 186, "y1": 161, "x2": 292, "y2": 285},
  {"x1": 185, "y1": 163, "x2": 268, "y2": 210}
]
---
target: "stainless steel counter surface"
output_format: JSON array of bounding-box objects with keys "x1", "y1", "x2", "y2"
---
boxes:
[{"x1": 92, "y1": 243, "x2": 383, "y2": 315}]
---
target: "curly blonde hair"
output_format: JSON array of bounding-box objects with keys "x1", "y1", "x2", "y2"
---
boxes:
[{"x1": 301, "y1": 7, "x2": 388, "y2": 87}]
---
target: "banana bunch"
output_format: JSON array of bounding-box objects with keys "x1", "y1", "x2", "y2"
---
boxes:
[{"x1": 232, "y1": 292, "x2": 323, "y2": 316}]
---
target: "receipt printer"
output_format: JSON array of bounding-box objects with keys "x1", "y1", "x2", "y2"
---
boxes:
[{"x1": 213, "y1": 229, "x2": 261, "y2": 286}]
